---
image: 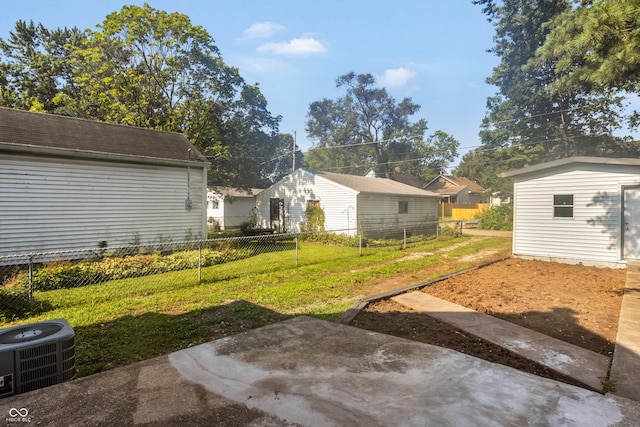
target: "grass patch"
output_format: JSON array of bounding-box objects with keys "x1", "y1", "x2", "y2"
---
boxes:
[{"x1": 1, "y1": 235, "x2": 510, "y2": 377}]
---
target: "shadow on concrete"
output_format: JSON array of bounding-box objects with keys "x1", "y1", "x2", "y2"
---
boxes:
[
  {"x1": 349, "y1": 303, "x2": 612, "y2": 391},
  {"x1": 73, "y1": 300, "x2": 335, "y2": 378}
]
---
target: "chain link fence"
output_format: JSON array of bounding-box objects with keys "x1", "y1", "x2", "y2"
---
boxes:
[{"x1": 1, "y1": 220, "x2": 462, "y2": 323}]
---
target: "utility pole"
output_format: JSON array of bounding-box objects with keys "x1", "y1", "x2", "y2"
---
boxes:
[{"x1": 292, "y1": 131, "x2": 297, "y2": 172}]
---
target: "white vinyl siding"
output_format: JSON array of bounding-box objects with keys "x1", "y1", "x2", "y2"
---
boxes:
[
  {"x1": 358, "y1": 194, "x2": 438, "y2": 231},
  {"x1": 256, "y1": 169, "x2": 357, "y2": 234},
  {"x1": 512, "y1": 165, "x2": 640, "y2": 265},
  {"x1": 207, "y1": 191, "x2": 255, "y2": 230},
  {"x1": 0, "y1": 155, "x2": 207, "y2": 257}
]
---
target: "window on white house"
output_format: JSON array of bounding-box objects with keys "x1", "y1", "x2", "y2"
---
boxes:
[
  {"x1": 399, "y1": 201, "x2": 409, "y2": 214},
  {"x1": 553, "y1": 194, "x2": 573, "y2": 218}
]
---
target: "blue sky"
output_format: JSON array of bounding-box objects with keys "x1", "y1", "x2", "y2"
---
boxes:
[{"x1": 0, "y1": 1, "x2": 499, "y2": 170}]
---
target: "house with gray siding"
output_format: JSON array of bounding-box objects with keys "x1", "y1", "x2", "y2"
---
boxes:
[
  {"x1": 255, "y1": 169, "x2": 441, "y2": 237},
  {"x1": 500, "y1": 157, "x2": 640, "y2": 267},
  {"x1": 0, "y1": 107, "x2": 209, "y2": 259}
]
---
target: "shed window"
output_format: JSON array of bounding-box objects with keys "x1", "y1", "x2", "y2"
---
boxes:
[
  {"x1": 399, "y1": 201, "x2": 409, "y2": 214},
  {"x1": 553, "y1": 194, "x2": 573, "y2": 218}
]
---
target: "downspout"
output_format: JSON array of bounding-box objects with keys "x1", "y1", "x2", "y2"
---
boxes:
[{"x1": 185, "y1": 149, "x2": 193, "y2": 209}]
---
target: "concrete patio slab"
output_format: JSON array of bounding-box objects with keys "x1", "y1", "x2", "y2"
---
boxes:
[{"x1": 2, "y1": 316, "x2": 640, "y2": 426}]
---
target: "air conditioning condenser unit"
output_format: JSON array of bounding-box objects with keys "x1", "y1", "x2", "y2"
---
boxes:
[{"x1": 0, "y1": 318, "x2": 75, "y2": 398}]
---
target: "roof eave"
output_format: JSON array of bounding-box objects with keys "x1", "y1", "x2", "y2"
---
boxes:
[
  {"x1": 0, "y1": 141, "x2": 210, "y2": 168},
  {"x1": 499, "y1": 156, "x2": 640, "y2": 179}
]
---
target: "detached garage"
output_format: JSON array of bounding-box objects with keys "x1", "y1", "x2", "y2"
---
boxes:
[
  {"x1": 255, "y1": 169, "x2": 441, "y2": 237},
  {"x1": 0, "y1": 108, "x2": 209, "y2": 258},
  {"x1": 500, "y1": 157, "x2": 640, "y2": 267}
]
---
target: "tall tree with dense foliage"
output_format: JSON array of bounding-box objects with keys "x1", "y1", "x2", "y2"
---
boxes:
[
  {"x1": 0, "y1": 5, "x2": 285, "y2": 188},
  {"x1": 305, "y1": 72, "x2": 458, "y2": 181},
  {"x1": 536, "y1": 0, "x2": 640, "y2": 128},
  {"x1": 0, "y1": 20, "x2": 84, "y2": 111},
  {"x1": 456, "y1": 0, "x2": 638, "y2": 197},
  {"x1": 537, "y1": 0, "x2": 640, "y2": 94}
]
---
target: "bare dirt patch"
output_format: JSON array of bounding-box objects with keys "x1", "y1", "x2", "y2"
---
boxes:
[{"x1": 351, "y1": 258, "x2": 626, "y2": 387}]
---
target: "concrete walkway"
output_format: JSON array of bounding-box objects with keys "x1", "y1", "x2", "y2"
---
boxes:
[
  {"x1": 392, "y1": 291, "x2": 610, "y2": 391},
  {"x1": 3, "y1": 316, "x2": 640, "y2": 426},
  {"x1": 610, "y1": 261, "x2": 640, "y2": 401}
]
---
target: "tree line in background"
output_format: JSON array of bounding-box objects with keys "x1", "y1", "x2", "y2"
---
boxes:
[
  {"x1": 0, "y1": 4, "x2": 454, "y2": 190},
  {"x1": 1, "y1": 1, "x2": 639, "y2": 194},
  {"x1": 304, "y1": 71, "x2": 460, "y2": 183}
]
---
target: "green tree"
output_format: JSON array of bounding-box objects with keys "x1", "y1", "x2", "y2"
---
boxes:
[
  {"x1": 461, "y1": 0, "x2": 637, "y2": 194},
  {"x1": 0, "y1": 20, "x2": 84, "y2": 111},
  {"x1": 537, "y1": 0, "x2": 640, "y2": 94},
  {"x1": 305, "y1": 72, "x2": 458, "y2": 180}
]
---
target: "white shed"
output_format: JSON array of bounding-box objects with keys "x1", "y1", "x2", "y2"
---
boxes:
[
  {"x1": 207, "y1": 187, "x2": 261, "y2": 230},
  {"x1": 0, "y1": 107, "x2": 209, "y2": 258},
  {"x1": 255, "y1": 169, "x2": 441, "y2": 237},
  {"x1": 500, "y1": 156, "x2": 640, "y2": 267}
]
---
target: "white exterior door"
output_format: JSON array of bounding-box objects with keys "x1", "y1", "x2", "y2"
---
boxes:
[{"x1": 624, "y1": 188, "x2": 640, "y2": 260}]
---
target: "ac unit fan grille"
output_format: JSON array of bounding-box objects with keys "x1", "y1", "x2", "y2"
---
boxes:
[{"x1": 15, "y1": 335, "x2": 75, "y2": 394}]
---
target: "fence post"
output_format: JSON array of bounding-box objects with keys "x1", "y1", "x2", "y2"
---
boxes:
[
  {"x1": 197, "y1": 241, "x2": 202, "y2": 283},
  {"x1": 295, "y1": 235, "x2": 299, "y2": 267},
  {"x1": 403, "y1": 227, "x2": 407, "y2": 249},
  {"x1": 28, "y1": 254, "x2": 34, "y2": 302}
]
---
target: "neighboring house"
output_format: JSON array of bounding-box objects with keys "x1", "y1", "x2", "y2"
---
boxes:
[
  {"x1": 207, "y1": 187, "x2": 261, "y2": 230},
  {"x1": 0, "y1": 107, "x2": 209, "y2": 259},
  {"x1": 500, "y1": 156, "x2": 640, "y2": 267},
  {"x1": 424, "y1": 174, "x2": 486, "y2": 203},
  {"x1": 254, "y1": 169, "x2": 441, "y2": 237}
]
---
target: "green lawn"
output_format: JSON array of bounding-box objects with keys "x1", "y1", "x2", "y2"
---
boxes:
[{"x1": 5, "y1": 235, "x2": 511, "y2": 377}]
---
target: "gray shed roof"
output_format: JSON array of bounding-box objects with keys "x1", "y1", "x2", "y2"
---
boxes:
[
  {"x1": 499, "y1": 156, "x2": 640, "y2": 179},
  {"x1": 314, "y1": 170, "x2": 441, "y2": 197},
  {"x1": 0, "y1": 107, "x2": 207, "y2": 165}
]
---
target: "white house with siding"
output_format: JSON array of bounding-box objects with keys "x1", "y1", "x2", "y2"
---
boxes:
[
  {"x1": 500, "y1": 157, "x2": 640, "y2": 267},
  {"x1": 207, "y1": 187, "x2": 261, "y2": 230},
  {"x1": 255, "y1": 169, "x2": 441, "y2": 237},
  {"x1": 0, "y1": 107, "x2": 209, "y2": 259}
]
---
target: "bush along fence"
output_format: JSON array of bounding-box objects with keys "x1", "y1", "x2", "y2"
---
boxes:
[{"x1": 0, "y1": 220, "x2": 461, "y2": 322}]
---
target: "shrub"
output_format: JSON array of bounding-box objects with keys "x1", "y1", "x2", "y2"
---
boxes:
[
  {"x1": 11, "y1": 246, "x2": 257, "y2": 292},
  {"x1": 300, "y1": 232, "x2": 365, "y2": 247},
  {"x1": 302, "y1": 204, "x2": 325, "y2": 232},
  {"x1": 476, "y1": 204, "x2": 513, "y2": 231},
  {"x1": 0, "y1": 285, "x2": 51, "y2": 321}
]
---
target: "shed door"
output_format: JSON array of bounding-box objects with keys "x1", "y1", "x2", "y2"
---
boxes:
[{"x1": 624, "y1": 188, "x2": 640, "y2": 260}]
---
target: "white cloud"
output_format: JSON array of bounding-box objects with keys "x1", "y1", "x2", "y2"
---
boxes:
[
  {"x1": 378, "y1": 67, "x2": 417, "y2": 88},
  {"x1": 257, "y1": 38, "x2": 327, "y2": 56},
  {"x1": 243, "y1": 21, "x2": 287, "y2": 39}
]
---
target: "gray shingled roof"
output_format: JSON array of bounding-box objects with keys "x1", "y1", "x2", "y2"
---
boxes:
[
  {"x1": 314, "y1": 170, "x2": 441, "y2": 197},
  {"x1": 0, "y1": 107, "x2": 207, "y2": 164}
]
